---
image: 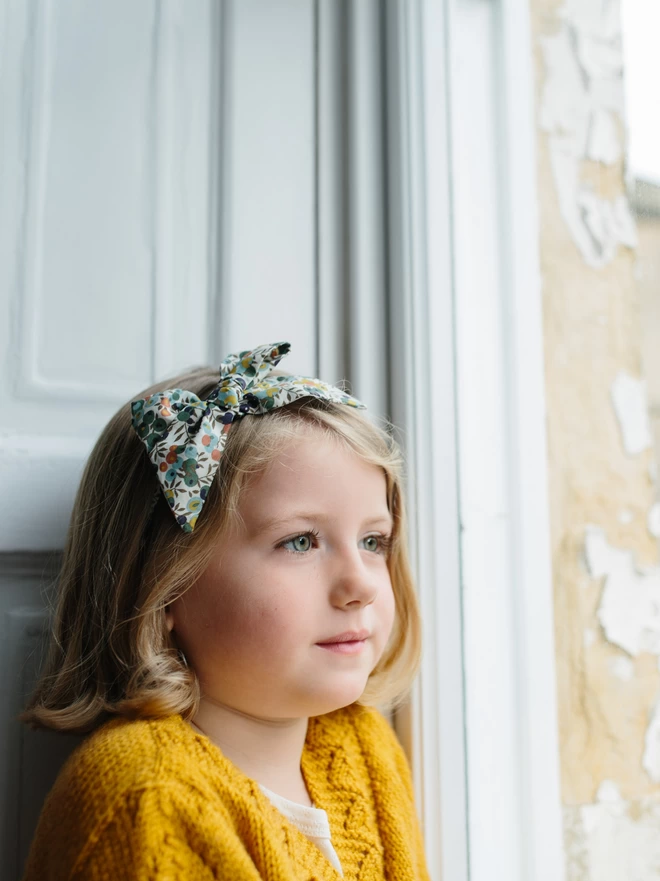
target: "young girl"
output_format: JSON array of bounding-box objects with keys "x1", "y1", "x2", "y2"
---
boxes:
[{"x1": 21, "y1": 341, "x2": 429, "y2": 881}]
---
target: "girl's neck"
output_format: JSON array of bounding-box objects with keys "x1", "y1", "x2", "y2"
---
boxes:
[{"x1": 191, "y1": 697, "x2": 313, "y2": 806}]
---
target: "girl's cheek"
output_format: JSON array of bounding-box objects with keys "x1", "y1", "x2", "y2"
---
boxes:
[
  {"x1": 204, "y1": 592, "x2": 293, "y2": 643},
  {"x1": 382, "y1": 583, "x2": 397, "y2": 634}
]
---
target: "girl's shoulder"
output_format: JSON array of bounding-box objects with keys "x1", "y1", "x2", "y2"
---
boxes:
[
  {"x1": 44, "y1": 713, "x2": 226, "y2": 818},
  {"x1": 24, "y1": 715, "x2": 267, "y2": 881},
  {"x1": 61, "y1": 713, "x2": 192, "y2": 777}
]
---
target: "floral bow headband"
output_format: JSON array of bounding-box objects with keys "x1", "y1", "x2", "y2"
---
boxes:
[{"x1": 131, "y1": 342, "x2": 365, "y2": 532}]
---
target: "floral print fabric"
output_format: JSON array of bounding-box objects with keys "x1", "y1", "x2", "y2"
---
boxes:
[{"x1": 131, "y1": 342, "x2": 365, "y2": 531}]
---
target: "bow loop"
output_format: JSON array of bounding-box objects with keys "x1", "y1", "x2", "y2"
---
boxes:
[
  {"x1": 131, "y1": 388, "x2": 230, "y2": 531},
  {"x1": 217, "y1": 342, "x2": 290, "y2": 384},
  {"x1": 131, "y1": 390, "x2": 208, "y2": 454}
]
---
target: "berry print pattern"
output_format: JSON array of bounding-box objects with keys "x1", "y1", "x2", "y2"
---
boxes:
[{"x1": 131, "y1": 342, "x2": 365, "y2": 532}]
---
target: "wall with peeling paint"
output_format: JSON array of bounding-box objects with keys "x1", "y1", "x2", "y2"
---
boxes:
[
  {"x1": 532, "y1": 0, "x2": 660, "y2": 877},
  {"x1": 638, "y1": 213, "x2": 660, "y2": 547}
]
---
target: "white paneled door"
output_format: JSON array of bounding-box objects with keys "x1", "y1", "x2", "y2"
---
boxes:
[{"x1": 0, "y1": 0, "x2": 218, "y2": 553}]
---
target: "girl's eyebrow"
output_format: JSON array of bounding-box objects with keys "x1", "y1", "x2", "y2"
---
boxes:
[{"x1": 256, "y1": 511, "x2": 393, "y2": 532}]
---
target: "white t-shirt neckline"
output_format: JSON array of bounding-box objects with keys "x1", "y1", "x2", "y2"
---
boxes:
[{"x1": 259, "y1": 783, "x2": 344, "y2": 876}]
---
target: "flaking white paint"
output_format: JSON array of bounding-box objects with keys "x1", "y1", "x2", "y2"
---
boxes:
[
  {"x1": 585, "y1": 525, "x2": 660, "y2": 657},
  {"x1": 565, "y1": 792, "x2": 660, "y2": 881},
  {"x1": 611, "y1": 371, "x2": 653, "y2": 456},
  {"x1": 609, "y1": 655, "x2": 634, "y2": 681},
  {"x1": 586, "y1": 525, "x2": 660, "y2": 786},
  {"x1": 596, "y1": 780, "x2": 622, "y2": 804},
  {"x1": 648, "y1": 503, "x2": 660, "y2": 539},
  {"x1": 539, "y1": 0, "x2": 637, "y2": 268},
  {"x1": 643, "y1": 698, "x2": 660, "y2": 783},
  {"x1": 584, "y1": 627, "x2": 597, "y2": 649}
]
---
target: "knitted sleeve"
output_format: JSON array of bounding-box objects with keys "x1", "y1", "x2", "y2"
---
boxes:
[{"x1": 25, "y1": 783, "x2": 263, "y2": 881}]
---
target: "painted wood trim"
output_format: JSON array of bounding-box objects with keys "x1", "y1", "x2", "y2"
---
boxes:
[
  {"x1": 448, "y1": 0, "x2": 566, "y2": 877},
  {"x1": 496, "y1": 1, "x2": 566, "y2": 878},
  {"x1": 384, "y1": 1, "x2": 470, "y2": 879}
]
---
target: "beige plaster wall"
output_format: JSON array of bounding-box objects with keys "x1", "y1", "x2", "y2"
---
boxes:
[
  {"x1": 638, "y1": 217, "x2": 660, "y2": 489},
  {"x1": 532, "y1": 0, "x2": 660, "y2": 877}
]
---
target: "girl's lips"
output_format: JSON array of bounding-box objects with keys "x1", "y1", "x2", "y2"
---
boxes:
[{"x1": 316, "y1": 639, "x2": 367, "y2": 655}]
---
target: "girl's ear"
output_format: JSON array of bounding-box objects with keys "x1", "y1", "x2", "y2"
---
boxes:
[{"x1": 164, "y1": 605, "x2": 175, "y2": 633}]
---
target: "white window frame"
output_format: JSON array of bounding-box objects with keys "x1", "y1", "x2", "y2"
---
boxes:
[{"x1": 387, "y1": 1, "x2": 565, "y2": 880}]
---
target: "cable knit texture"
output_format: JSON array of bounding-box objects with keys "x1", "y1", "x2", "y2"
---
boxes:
[{"x1": 22, "y1": 703, "x2": 430, "y2": 881}]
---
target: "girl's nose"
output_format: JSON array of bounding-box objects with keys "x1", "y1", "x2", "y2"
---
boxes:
[{"x1": 329, "y1": 547, "x2": 380, "y2": 608}]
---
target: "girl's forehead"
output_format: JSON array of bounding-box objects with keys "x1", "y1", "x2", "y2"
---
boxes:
[
  {"x1": 238, "y1": 434, "x2": 388, "y2": 513},
  {"x1": 260, "y1": 433, "x2": 376, "y2": 479}
]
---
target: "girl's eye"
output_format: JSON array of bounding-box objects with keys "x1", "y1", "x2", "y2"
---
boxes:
[
  {"x1": 361, "y1": 534, "x2": 393, "y2": 555},
  {"x1": 280, "y1": 532, "x2": 317, "y2": 554}
]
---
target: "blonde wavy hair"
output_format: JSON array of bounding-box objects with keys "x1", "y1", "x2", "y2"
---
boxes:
[{"x1": 21, "y1": 365, "x2": 421, "y2": 733}]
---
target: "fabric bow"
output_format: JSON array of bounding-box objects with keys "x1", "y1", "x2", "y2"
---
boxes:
[{"x1": 131, "y1": 342, "x2": 365, "y2": 532}]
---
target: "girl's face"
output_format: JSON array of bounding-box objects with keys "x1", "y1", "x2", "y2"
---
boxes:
[{"x1": 166, "y1": 431, "x2": 396, "y2": 719}]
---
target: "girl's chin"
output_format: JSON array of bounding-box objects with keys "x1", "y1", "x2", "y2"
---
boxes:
[
  {"x1": 298, "y1": 678, "x2": 370, "y2": 717},
  {"x1": 199, "y1": 671, "x2": 371, "y2": 719}
]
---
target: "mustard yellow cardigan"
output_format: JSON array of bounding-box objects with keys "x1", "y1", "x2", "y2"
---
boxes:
[{"x1": 22, "y1": 703, "x2": 431, "y2": 881}]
